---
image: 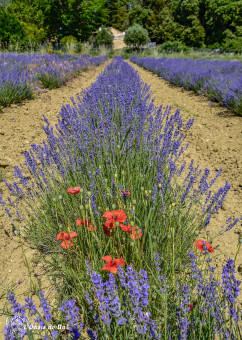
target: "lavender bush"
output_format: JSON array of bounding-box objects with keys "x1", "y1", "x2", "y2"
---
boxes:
[
  {"x1": 1, "y1": 57, "x2": 241, "y2": 339},
  {"x1": 0, "y1": 52, "x2": 108, "y2": 107},
  {"x1": 130, "y1": 56, "x2": 242, "y2": 116}
]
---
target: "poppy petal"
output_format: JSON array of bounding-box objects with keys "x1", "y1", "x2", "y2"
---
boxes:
[
  {"x1": 114, "y1": 258, "x2": 125, "y2": 266},
  {"x1": 103, "y1": 211, "x2": 114, "y2": 220},
  {"x1": 61, "y1": 240, "x2": 73, "y2": 249},
  {"x1": 70, "y1": 231, "x2": 78, "y2": 238},
  {"x1": 76, "y1": 219, "x2": 81, "y2": 225},
  {"x1": 102, "y1": 255, "x2": 112, "y2": 263},
  {"x1": 57, "y1": 231, "x2": 69, "y2": 240},
  {"x1": 114, "y1": 210, "x2": 127, "y2": 223}
]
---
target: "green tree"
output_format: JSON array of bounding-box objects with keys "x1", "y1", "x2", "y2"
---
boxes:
[
  {"x1": 0, "y1": 7, "x2": 25, "y2": 47},
  {"x1": 128, "y1": 4, "x2": 150, "y2": 27},
  {"x1": 95, "y1": 27, "x2": 114, "y2": 48},
  {"x1": 124, "y1": 23, "x2": 150, "y2": 48}
]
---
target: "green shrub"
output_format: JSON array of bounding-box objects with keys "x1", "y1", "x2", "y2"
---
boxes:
[
  {"x1": 95, "y1": 28, "x2": 114, "y2": 49},
  {"x1": 158, "y1": 41, "x2": 190, "y2": 54},
  {"x1": 37, "y1": 73, "x2": 64, "y2": 89},
  {"x1": 0, "y1": 8, "x2": 25, "y2": 48},
  {"x1": 61, "y1": 35, "x2": 78, "y2": 46},
  {"x1": 124, "y1": 23, "x2": 150, "y2": 48},
  {"x1": 0, "y1": 82, "x2": 33, "y2": 107}
]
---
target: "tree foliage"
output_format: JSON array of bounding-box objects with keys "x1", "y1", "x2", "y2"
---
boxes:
[
  {"x1": 0, "y1": 0, "x2": 241, "y2": 49},
  {"x1": 124, "y1": 23, "x2": 150, "y2": 48}
]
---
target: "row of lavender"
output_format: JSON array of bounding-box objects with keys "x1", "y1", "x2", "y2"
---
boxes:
[
  {"x1": 0, "y1": 52, "x2": 108, "y2": 107},
  {"x1": 2, "y1": 57, "x2": 241, "y2": 339},
  {"x1": 130, "y1": 56, "x2": 242, "y2": 116}
]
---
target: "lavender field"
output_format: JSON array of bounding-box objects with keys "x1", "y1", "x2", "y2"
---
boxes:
[
  {"x1": 130, "y1": 56, "x2": 242, "y2": 116},
  {"x1": 0, "y1": 53, "x2": 108, "y2": 108},
  {"x1": 1, "y1": 56, "x2": 241, "y2": 339}
]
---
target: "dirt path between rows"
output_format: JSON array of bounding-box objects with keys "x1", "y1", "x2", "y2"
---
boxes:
[
  {"x1": 0, "y1": 60, "x2": 110, "y2": 334},
  {"x1": 129, "y1": 60, "x2": 242, "y2": 278}
]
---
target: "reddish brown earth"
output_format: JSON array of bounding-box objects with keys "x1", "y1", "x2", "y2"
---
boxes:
[{"x1": 0, "y1": 58, "x2": 241, "y2": 335}]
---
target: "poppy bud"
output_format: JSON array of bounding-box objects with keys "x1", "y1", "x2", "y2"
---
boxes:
[
  {"x1": 239, "y1": 237, "x2": 242, "y2": 244},
  {"x1": 121, "y1": 170, "x2": 125, "y2": 175},
  {"x1": 80, "y1": 188, "x2": 84, "y2": 193},
  {"x1": 172, "y1": 203, "x2": 175, "y2": 207},
  {"x1": 148, "y1": 190, "x2": 152, "y2": 194},
  {"x1": 114, "y1": 173, "x2": 118, "y2": 178},
  {"x1": 132, "y1": 200, "x2": 136, "y2": 205},
  {"x1": 104, "y1": 178, "x2": 108, "y2": 183},
  {"x1": 141, "y1": 187, "x2": 144, "y2": 191},
  {"x1": 74, "y1": 212, "x2": 78, "y2": 216},
  {"x1": 14, "y1": 230, "x2": 20, "y2": 236},
  {"x1": 85, "y1": 204, "x2": 89, "y2": 210},
  {"x1": 98, "y1": 206, "x2": 101, "y2": 210},
  {"x1": 167, "y1": 234, "x2": 171, "y2": 239},
  {"x1": 115, "y1": 221, "x2": 119, "y2": 227},
  {"x1": 112, "y1": 204, "x2": 116, "y2": 209},
  {"x1": 194, "y1": 230, "x2": 199, "y2": 236},
  {"x1": 99, "y1": 165, "x2": 102, "y2": 170},
  {"x1": 158, "y1": 183, "x2": 161, "y2": 188},
  {"x1": 117, "y1": 145, "x2": 120, "y2": 149},
  {"x1": 130, "y1": 221, "x2": 135, "y2": 227},
  {"x1": 79, "y1": 205, "x2": 84, "y2": 210},
  {"x1": 53, "y1": 198, "x2": 56, "y2": 202},
  {"x1": 87, "y1": 191, "x2": 92, "y2": 197},
  {"x1": 206, "y1": 231, "x2": 210, "y2": 235},
  {"x1": 130, "y1": 242, "x2": 134, "y2": 246},
  {"x1": 58, "y1": 195, "x2": 63, "y2": 200}
]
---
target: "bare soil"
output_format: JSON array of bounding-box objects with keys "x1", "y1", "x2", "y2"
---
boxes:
[{"x1": 0, "y1": 58, "x2": 241, "y2": 336}]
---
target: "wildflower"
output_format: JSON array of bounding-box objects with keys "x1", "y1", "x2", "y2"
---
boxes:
[
  {"x1": 102, "y1": 255, "x2": 125, "y2": 274},
  {"x1": 76, "y1": 219, "x2": 97, "y2": 231},
  {"x1": 60, "y1": 299, "x2": 83, "y2": 338},
  {"x1": 103, "y1": 225, "x2": 112, "y2": 236},
  {"x1": 103, "y1": 210, "x2": 127, "y2": 229},
  {"x1": 194, "y1": 240, "x2": 214, "y2": 253},
  {"x1": 57, "y1": 231, "x2": 78, "y2": 249},
  {"x1": 121, "y1": 190, "x2": 131, "y2": 198},
  {"x1": 67, "y1": 186, "x2": 81, "y2": 194},
  {"x1": 129, "y1": 225, "x2": 142, "y2": 239}
]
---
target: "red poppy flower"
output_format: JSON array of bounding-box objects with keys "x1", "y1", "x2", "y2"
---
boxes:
[
  {"x1": 120, "y1": 224, "x2": 132, "y2": 232},
  {"x1": 76, "y1": 219, "x2": 97, "y2": 231},
  {"x1": 121, "y1": 190, "x2": 131, "y2": 196},
  {"x1": 57, "y1": 231, "x2": 78, "y2": 249},
  {"x1": 67, "y1": 186, "x2": 81, "y2": 194},
  {"x1": 101, "y1": 255, "x2": 125, "y2": 274},
  {"x1": 103, "y1": 225, "x2": 112, "y2": 236},
  {"x1": 194, "y1": 240, "x2": 214, "y2": 253},
  {"x1": 188, "y1": 302, "x2": 196, "y2": 311},
  {"x1": 129, "y1": 225, "x2": 142, "y2": 239},
  {"x1": 103, "y1": 210, "x2": 127, "y2": 229}
]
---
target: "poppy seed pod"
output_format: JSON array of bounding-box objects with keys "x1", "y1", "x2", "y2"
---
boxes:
[
  {"x1": 130, "y1": 221, "x2": 135, "y2": 227},
  {"x1": 115, "y1": 221, "x2": 119, "y2": 227},
  {"x1": 80, "y1": 188, "x2": 84, "y2": 193},
  {"x1": 239, "y1": 237, "x2": 242, "y2": 244},
  {"x1": 132, "y1": 200, "x2": 136, "y2": 205},
  {"x1": 167, "y1": 234, "x2": 171, "y2": 239},
  {"x1": 87, "y1": 191, "x2": 92, "y2": 197},
  {"x1": 79, "y1": 205, "x2": 84, "y2": 210},
  {"x1": 194, "y1": 230, "x2": 199, "y2": 236},
  {"x1": 85, "y1": 204, "x2": 89, "y2": 210},
  {"x1": 112, "y1": 204, "x2": 116, "y2": 209},
  {"x1": 58, "y1": 195, "x2": 63, "y2": 200},
  {"x1": 121, "y1": 170, "x2": 125, "y2": 175},
  {"x1": 114, "y1": 173, "x2": 118, "y2": 178},
  {"x1": 53, "y1": 198, "x2": 56, "y2": 202},
  {"x1": 141, "y1": 187, "x2": 144, "y2": 191},
  {"x1": 104, "y1": 178, "x2": 108, "y2": 183}
]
